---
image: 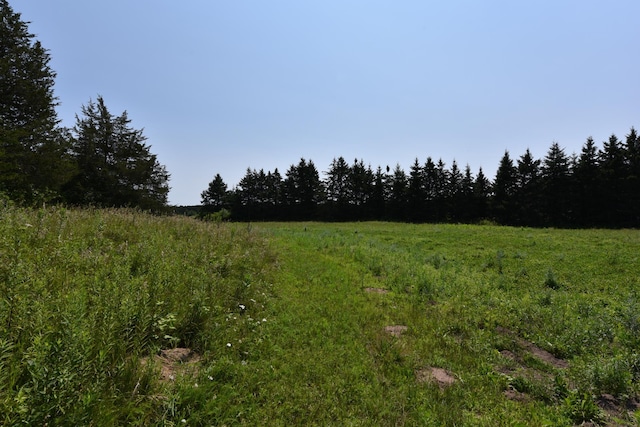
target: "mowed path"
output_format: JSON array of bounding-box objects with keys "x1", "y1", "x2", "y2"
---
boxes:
[{"x1": 255, "y1": 225, "x2": 415, "y2": 425}]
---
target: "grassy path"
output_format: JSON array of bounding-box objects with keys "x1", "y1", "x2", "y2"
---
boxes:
[
  {"x1": 244, "y1": 223, "x2": 567, "y2": 426},
  {"x1": 4, "y1": 208, "x2": 639, "y2": 425}
]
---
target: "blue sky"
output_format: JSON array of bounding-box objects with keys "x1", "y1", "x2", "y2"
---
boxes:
[{"x1": 18, "y1": 0, "x2": 640, "y2": 205}]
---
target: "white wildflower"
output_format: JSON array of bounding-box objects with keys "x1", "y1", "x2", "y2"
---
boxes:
[{"x1": 226, "y1": 342, "x2": 232, "y2": 348}]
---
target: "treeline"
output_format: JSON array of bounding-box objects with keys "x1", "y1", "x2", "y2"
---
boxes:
[
  {"x1": 0, "y1": 1, "x2": 169, "y2": 210},
  {"x1": 202, "y1": 130, "x2": 640, "y2": 228}
]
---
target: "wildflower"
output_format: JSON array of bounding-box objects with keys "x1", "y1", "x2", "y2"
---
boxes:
[
  {"x1": 262, "y1": 318, "x2": 267, "y2": 322},
  {"x1": 208, "y1": 375, "x2": 214, "y2": 381},
  {"x1": 181, "y1": 419, "x2": 186, "y2": 423},
  {"x1": 226, "y1": 342, "x2": 232, "y2": 348},
  {"x1": 239, "y1": 304, "x2": 246, "y2": 310}
]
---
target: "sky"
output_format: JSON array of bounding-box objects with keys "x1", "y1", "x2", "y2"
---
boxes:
[{"x1": 16, "y1": 0, "x2": 640, "y2": 206}]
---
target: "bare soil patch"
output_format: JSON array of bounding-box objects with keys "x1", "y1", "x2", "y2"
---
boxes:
[
  {"x1": 365, "y1": 287, "x2": 389, "y2": 294},
  {"x1": 596, "y1": 394, "x2": 640, "y2": 422},
  {"x1": 416, "y1": 367, "x2": 456, "y2": 388},
  {"x1": 496, "y1": 326, "x2": 568, "y2": 369},
  {"x1": 503, "y1": 389, "x2": 531, "y2": 403},
  {"x1": 142, "y1": 348, "x2": 201, "y2": 382},
  {"x1": 385, "y1": 325, "x2": 408, "y2": 337}
]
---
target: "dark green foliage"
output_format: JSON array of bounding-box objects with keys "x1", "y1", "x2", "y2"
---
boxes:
[
  {"x1": 200, "y1": 173, "x2": 228, "y2": 214},
  {"x1": 64, "y1": 96, "x2": 169, "y2": 210},
  {"x1": 0, "y1": 0, "x2": 72, "y2": 203},
  {"x1": 492, "y1": 151, "x2": 518, "y2": 224},
  {"x1": 0, "y1": 3, "x2": 170, "y2": 210}
]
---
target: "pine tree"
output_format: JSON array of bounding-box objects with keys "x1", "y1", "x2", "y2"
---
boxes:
[
  {"x1": 370, "y1": 166, "x2": 387, "y2": 219},
  {"x1": 284, "y1": 158, "x2": 323, "y2": 219},
  {"x1": 541, "y1": 142, "x2": 572, "y2": 226},
  {"x1": 65, "y1": 96, "x2": 169, "y2": 210},
  {"x1": 623, "y1": 128, "x2": 640, "y2": 226},
  {"x1": 325, "y1": 156, "x2": 351, "y2": 217},
  {"x1": 515, "y1": 148, "x2": 541, "y2": 225},
  {"x1": 473, "y1": 167, "x2": 491, "y2": 220},
  {"x1": 573, "y1": 137, "x2": 601, "y2": 226},
  {"x1": 407, "y1": 158, "x2": 424, "y2": 221},
  {"x1": 350, "y1": 159, "x2": 373, "y2": 218},
  {"x1": 388, "y1": 164, "x2": 407, "y2": 220},
  {"x1": 201, "y1": 173, "x2": 228, "y2": 213},
  {"x1": 0, "y1": 0, "x2": 70, "y2": 203},
  {"x1": 598, "y1": 134, "x2": 626, "y2": 226},
  {"x1": 492, "y1": 151, "x2": 517, "y2": 224}
]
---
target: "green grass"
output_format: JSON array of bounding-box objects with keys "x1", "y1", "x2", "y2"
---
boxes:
[{"x1": 2, "y1": 207, "x2": 640, "y2": 425}]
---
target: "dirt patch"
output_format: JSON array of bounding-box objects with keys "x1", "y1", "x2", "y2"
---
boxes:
[
  {"x1": 365, "y1": 287, "x2": 389, "y2": 294},
  {"x1": 416, "y1": 367, "x2": 456, "y2": 388},
  {"x1": 504, "y1": 389, "x2": 531, "y2": 403},
  {"x1": 142, "y1": 348, "x2": 201, "y2": 382},
  {"x1": 597, "y1": 394, "x2": 640, "y2": 421},
  {"x1": 385, "y1": 325, "x2": 408, "y2": 337},
  {"x1": 496, "y1": 327, "x2": 568, "y2": 369}
]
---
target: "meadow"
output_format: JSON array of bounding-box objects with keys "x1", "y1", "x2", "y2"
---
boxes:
[{"x1": 1, "y1": 205, "x2": 640, "y2": 425}]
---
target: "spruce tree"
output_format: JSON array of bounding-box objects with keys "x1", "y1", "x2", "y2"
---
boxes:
[
  {"x1": 0, "y1": 0, "x2": 70, "y2": 202},
  {"x1": 573, "y1": 137, "x2": 601, "y2": 226},
  {"x1": 407, "y1": 158, "x2": 425, "y2": 221},
  {"x1": 492, "y1": 151, "x2": 517, "y2": 224},
  {"x1": 623, "y1": 128, "x2": 640, "y2": 226},
  {"x1": 473, "y1": 167, "x2": 491, "y2": 220},
  {"x1": 541, "y1": 142, "x2": 572, "y2": 226},
  {"x1": 515, "y1": 149, "x2": 541, "y2": 225},
  {"x1": 388, "y1": 164, "x2": 407, "y2": 220},
  {"x1": 65, "y1": 96, "x2": 169, "y2": 210},
  {"x1": 598, "y1": 134, "x2": 626, "y2": 226},
  {"x1": 201, "y1": 173, "x2": 228, "y2": 213}
]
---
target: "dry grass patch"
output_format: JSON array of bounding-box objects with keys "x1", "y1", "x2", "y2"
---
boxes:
[
  {"x1": 384, "y1": 325, "x2": 408, "y2": 337},
  {"x1": 364, "y1": 287, "x2": 389, "y2": 294},
  {"x1": 142, "y1": 348, "x2": 201, "y2": 382},
  {"x1": 416, "y1": 367, "x2": 457, "y2": 388}
]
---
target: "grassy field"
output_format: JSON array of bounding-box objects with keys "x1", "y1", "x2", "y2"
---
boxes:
[{"x1": 2, "y1": 206, "x2": 640, "y2": 425}]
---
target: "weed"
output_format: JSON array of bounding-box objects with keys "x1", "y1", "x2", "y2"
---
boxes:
[
  {"x1": 544, "y1": 268, "x2": 562, "y2": 290},
  {"x1": 562, "y1": 391, "x2": 605, "y2": 425}
]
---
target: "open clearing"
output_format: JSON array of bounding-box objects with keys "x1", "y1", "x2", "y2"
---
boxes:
[{"x1": 2, "y1": 209, "x2": 640, "y2": 425}]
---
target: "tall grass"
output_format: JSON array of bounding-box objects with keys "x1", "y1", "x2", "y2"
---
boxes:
[
  {"x1": 0, "y1": 206, "x2": 273, "y2": 425},
  {"x1": 3, "y1": 208, "x2": 640, "y2": 425}
]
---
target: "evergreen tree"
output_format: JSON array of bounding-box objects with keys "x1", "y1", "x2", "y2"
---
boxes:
[
  {"x1": 387, "y1": 164, "x2": 407, "y2": 220},
  {"x1": 325, "y1": 156, "x2": 351, "y2": 218},
  {"x1": 473, "y1": 167, "x2": 491, "y2": 220},
  {"x1": 598, "y1": 134, "x2": 626, "y2": 226},
  {"x1": 515, "y1": 148, "x2": 541, "y2": 225},
  {"x1": 407, "y1": 158, "x2": 425, "y2": 221},
  {"x1": 457, "y1": 164, "x2": 475, "y2": 222},
  {"x1": 370, "y1": 166, "x2": 387, "y2": 219},
  {"x1": 448, "y1": 160, "x2": 464, "y2": 221},
  {"x1": 266, "y1": 168, "x2": 284, "y2": 219},
  {"x1": 65, "y1": 96, "x2": 169, "y2": 210},
  {"x1": 350, "y1": 159, "x2": 373, "y2": 218},
  {"x1": 573, "y1": 137, "x2": 601, "y2": 226},
  {"x1": 541, "y1": 142, "x2": 572, "y2": 226},
  {"x1": 201, "y1": 173, "x2": 228, "y2": 213},
  {"x1": 284, "y1": 158, "x2": 323, "y2": 219},
  {"x1": 0, "y1": 0, "x2": 70, "y2": 203},
  {"x1": 433, "y1": 159, "x2": 449, "y2": 221},
  {"x1": 422, "y1": 157, "x2": 437, "y2": 221},
  {"x1": 623, "y1": 128, "x2": 640, "y2": 226},
  {"x1": 492, "y1": 151, "x2": 517, "y2": 224}
]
